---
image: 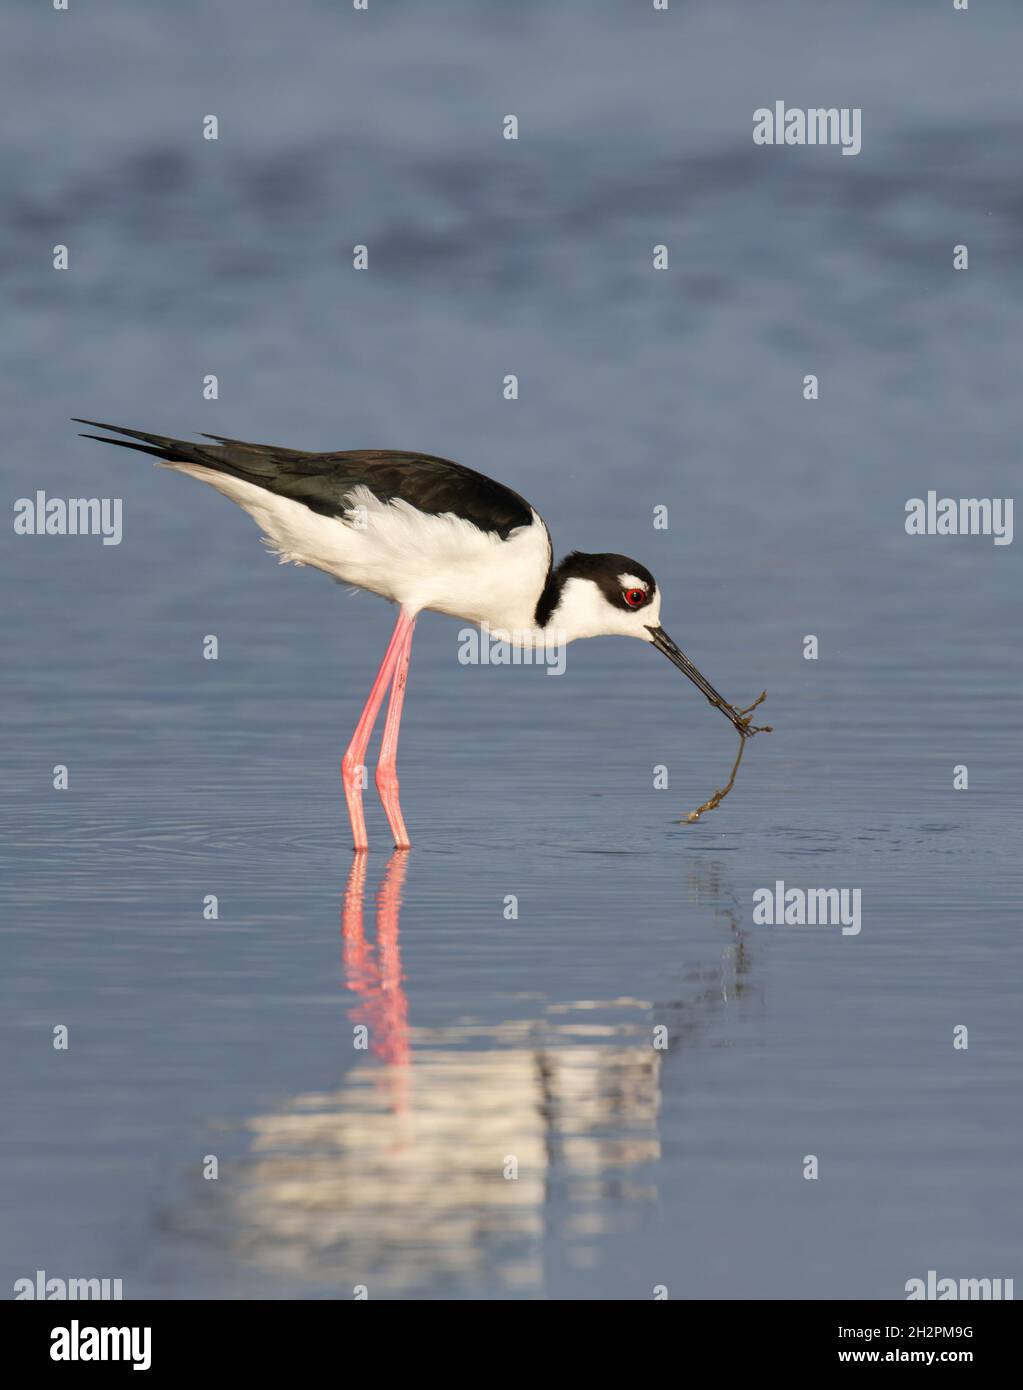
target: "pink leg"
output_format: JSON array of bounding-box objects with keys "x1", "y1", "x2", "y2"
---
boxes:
[
  {"x1": 342, "y1": 609, "x2": 414, "y2": 851},
  {"x1": 376, "y1": 616, "x2": 416, "y2": 848}
]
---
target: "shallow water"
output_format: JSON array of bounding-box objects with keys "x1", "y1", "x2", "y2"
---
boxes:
[{"x1": 2, "y1": 0, "x2": 1021, "y2": 1299}]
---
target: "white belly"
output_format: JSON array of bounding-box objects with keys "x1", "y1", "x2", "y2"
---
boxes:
[{"x1": 168, "y1": 465, "x2": 552, "y2": 632}]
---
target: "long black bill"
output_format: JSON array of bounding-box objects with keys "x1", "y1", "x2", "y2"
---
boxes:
[{"x1": 647, "y1": 626, "x2": 748, "y2": 735}]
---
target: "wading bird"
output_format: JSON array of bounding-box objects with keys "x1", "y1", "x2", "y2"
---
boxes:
[{"x1": 77, "y1": 421, "x2": 768, "y2": 848}]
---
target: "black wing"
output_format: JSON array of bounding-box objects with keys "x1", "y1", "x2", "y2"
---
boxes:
[{"x1": 74, "y1": 420, "x2": 536, "y2": 540}]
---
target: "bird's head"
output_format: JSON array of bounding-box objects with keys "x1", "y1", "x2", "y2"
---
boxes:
[
  {"x1": 543, "y1": 551, "x2": 758, "y2": 736},
  {"x1": 543, "y1": 551, "x2": 662, "y2": 641}
]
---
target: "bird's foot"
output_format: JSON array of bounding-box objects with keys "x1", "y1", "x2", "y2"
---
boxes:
[{"x1": 730, "y1": 690, "x2": 772, "y2": 738}]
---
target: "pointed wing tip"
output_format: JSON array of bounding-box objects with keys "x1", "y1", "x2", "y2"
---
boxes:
[{"x1": 73, "y1": 417, "x2": 125, "y2": 435}]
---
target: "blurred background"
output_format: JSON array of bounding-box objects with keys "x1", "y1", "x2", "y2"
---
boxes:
[{"x1": 1, "y1": 0, "x2": 1021, "y2": 1299}]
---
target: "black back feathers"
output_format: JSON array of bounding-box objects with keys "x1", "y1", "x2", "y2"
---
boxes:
[{"x1": 75, "y1": 420, "x2": 536, "y2": 541}]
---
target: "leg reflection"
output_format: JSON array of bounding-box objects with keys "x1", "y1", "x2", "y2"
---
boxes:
[{"x1": 341, "y1": 851, "x2": 411, "y2": 1075}]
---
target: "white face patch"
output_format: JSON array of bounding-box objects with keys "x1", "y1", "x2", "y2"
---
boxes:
[{"x1": 551, "y1": 574, "x2": 662, "y2": 642}]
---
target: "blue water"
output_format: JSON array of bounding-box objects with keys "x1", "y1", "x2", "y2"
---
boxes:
[{"x1": 2, "y1": 0, "x2": 1021, "y2": 1299}]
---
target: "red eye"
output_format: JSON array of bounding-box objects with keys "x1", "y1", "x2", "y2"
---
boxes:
[{"x1": 624, "y1": 588, "x2": 646, "y2": 608}]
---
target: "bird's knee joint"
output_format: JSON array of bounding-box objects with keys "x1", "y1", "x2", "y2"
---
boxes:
[{"x1": 342, "y1": 755, "x2": 367, "y2": 790}]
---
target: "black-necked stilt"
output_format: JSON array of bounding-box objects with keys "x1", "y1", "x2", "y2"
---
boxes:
[{"x1": 76, "y1": 420, "x2": 769, "y2": 848}]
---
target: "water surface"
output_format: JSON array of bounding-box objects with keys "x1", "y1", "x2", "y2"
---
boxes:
[{"x1": 2, "y1": 0, "x2": 1021, "y2": 1299}]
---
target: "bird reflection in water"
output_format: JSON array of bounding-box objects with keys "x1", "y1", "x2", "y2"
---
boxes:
[{"x1": 193, "y1": 855, "x2": 753, "y2": 1295}]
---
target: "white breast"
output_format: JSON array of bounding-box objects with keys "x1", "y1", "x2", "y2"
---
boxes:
[{"x1": 166, "y1": 465, "x2": 552, "y2": 631}]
